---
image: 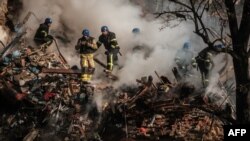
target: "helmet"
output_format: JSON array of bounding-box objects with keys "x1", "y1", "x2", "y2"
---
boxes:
[
  {"x1": 214, "y1": 44, "x2": 225, "y2": 49},
  {"x1": 12, "y1": 50, "x2": 22, "y2": 58},
  {"x1": 132, "y1": 28, "x2": 140, "y2": 34},
  {"x1": 101, "y1": 26, "x2": 109, "y2": 32},
  {"x1": 82, "y1": 29, "x2": 90, "y2": 37},
  {"x1": 183, "y1": 42, "x2": 190, "y2": 50},
  {"x1": 45, "y1": 18, "x2": 52, "y2": 24}
]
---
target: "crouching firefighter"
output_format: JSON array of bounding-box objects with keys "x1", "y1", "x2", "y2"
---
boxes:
[
  {"x1": 97, "y1": 26, "x2": 121, "y2": 73},
  {"x1": 34, "y1": 17, "x2": 54, "y2": 51},
  {"x1": 75, "y1": 29, "x2": 98, "y2": 82}
]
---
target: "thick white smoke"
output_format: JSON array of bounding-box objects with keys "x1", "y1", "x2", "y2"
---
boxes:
[{"x1": 20, "y1": 0, "x2": 206, "y2": 87}]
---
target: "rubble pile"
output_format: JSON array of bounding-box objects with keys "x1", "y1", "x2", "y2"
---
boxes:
[
  {"x1": 0, "y1": 30, "x2": 234, "y2": 141},
  {"x1": 0, "y1": 0, "x2": 238, "y2": 140},
  {"x1": 0, "y1": 45, "x2": 105, "y2": 140},
  {"x1": 0, "y1": 43, "x2": 234, "y2": 141},
  {"x1": 99, "y1": 76, "x2": 231, "y2": 141}
]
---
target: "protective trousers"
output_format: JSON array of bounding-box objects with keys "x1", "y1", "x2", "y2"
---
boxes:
[
  {"x1": 107, "y1": 52, "x2": 118, "y2": 71},
  {"x1": 196, "y1": 58, "x2": 210, "y2": 87},
  {"x1": 80, "y1": 54, "x2": 95, "y2": 82}
]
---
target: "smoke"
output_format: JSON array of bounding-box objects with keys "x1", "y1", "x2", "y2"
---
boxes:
[
  {"x1": 203, "y1": 53, "x2": 236, "y2": 118},
  {"x1": 18, "y1": 1, "x2": 236, "y2": 110},
  {"x1": 19, "y1": 0, "x2": 207, "y2": 87},
  {"x1": 15, "y1": 0, "x2": 238, "y2": 129}
]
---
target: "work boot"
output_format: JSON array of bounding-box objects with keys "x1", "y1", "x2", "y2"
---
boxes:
[
  {"x1": 104, "y1": 69, "x2": 111, "y2": 74},
  {"x1": 104, "y1": 69, "x2": 114, "y2": 79}
]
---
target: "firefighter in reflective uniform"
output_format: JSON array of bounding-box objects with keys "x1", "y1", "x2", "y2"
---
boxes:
[
  {"x1": 34, "y1": 18, "x2": 54, "y2": 51},
  {"x1": 174, "y1": 42, "x2": 197, "y2": 79},
  {"x1": 97, "y1": 26, "x2": 120, "y2": 72},
  {"x1": 196, "y1": 52, "x2": 213, "y2": 86},
  {"x1": 195, "y1": 44, "x2": 224, "y2": 86},
  {"x1": 75, "y1": 29, "x2": 98, "y2": 82}
]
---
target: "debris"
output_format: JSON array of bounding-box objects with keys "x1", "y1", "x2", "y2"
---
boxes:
[
  {"x1": 0, "y1": 15, "x2": 233, "y2": 141},
  {"x1": 0, "y1": 44, "x2": 231, "y2": 140},
  {"x1": 53, "y1": 38, "x2": 68, "y2": 64}
]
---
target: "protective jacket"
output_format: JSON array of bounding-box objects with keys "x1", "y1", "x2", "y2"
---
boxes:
[
  {"x1": 76, "y1": 36, "x2": 98, "y2": 54},
  {"x1": 97, "y1": 32, "x2": 119, "y2": 52}
]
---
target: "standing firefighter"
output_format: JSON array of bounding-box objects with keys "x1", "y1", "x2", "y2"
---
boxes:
[
  {"x1": 195, "y1": 44, "x2": 225, "y2": 87},
  {"x1": 34, "y1": 18, "x2": 54, "y2": 51},
  {"x1": 131, "y1": 28, "x2": 152, "y2": 59},
  {"x1": 97, "y1": 26, "x2": 120, "y2": 73},
  {"x1": 75, "y1": 29, "x2": 98, "y2": 82},
  {"x1": 174, "y1": 42, "x2": 197, "y2": 79}
]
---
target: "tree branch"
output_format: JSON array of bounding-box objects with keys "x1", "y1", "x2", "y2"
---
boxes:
[
  {"x1": 212, "y1": 38, "x2": 224, "y2": 45},
  {"x1": 212, "y1": 1, "x2": 226, "y2": 21},
  {"x1": 189, "y1": 0, "x2": 211, "y2": 45},
  {"x1": 154, "y1": 10, "x2": 191, "y2": 18},
  {"x1": 200, "y1": 0, "x2": 209, "y2": 18},
  {"x1": 209, "y1": 46, "x2": 239, "y2": 60},
  {"x1": 215, "y1": 0, "x2": 224, "y2": 9},
  {"x1": 196, "y1": 0, "x2": 206, "y2": 13},
  {"x1": 169, "y1": 0, "x2": 192, "y2": 10}
]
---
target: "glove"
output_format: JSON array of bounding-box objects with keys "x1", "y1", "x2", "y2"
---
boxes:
[
  {"x1": 81, "y1": 41, "x2": 87, "y2": 45},
  {"x1": 47, "y1": 35, "x2": 54, "y2": 39},
  {"x1": 192, "y1": 62, "x2": 197, "y2": 68},
  {"x1": 113, "y1": 47, "x2": 120, "y2": 54},
  {"x1": 87, "y1": 42, "x2": 96, "y2": 48}
]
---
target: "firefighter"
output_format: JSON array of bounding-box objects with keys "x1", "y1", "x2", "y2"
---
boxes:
[
  {"x1": 97, "y1": 26, "x2": 120, "y2": 72},
  {"x1": 75, "y1": 29, "x2": 98, "y2": 82},
  {"x1": 131, "y1": 28, "x2": 152, "y2": 59},
  {"x1": 34, "y1": 17, "x2": 54, "y2": 51},
  {"x1": 132, "y1": 28, "x2": 140, "y2": 35},
  {"x1": 174, "y1": 42, "x2": 197, "y2": 79},
  {"x1": 195, "y1": 44, "x2": 224, "y2": 86}
]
